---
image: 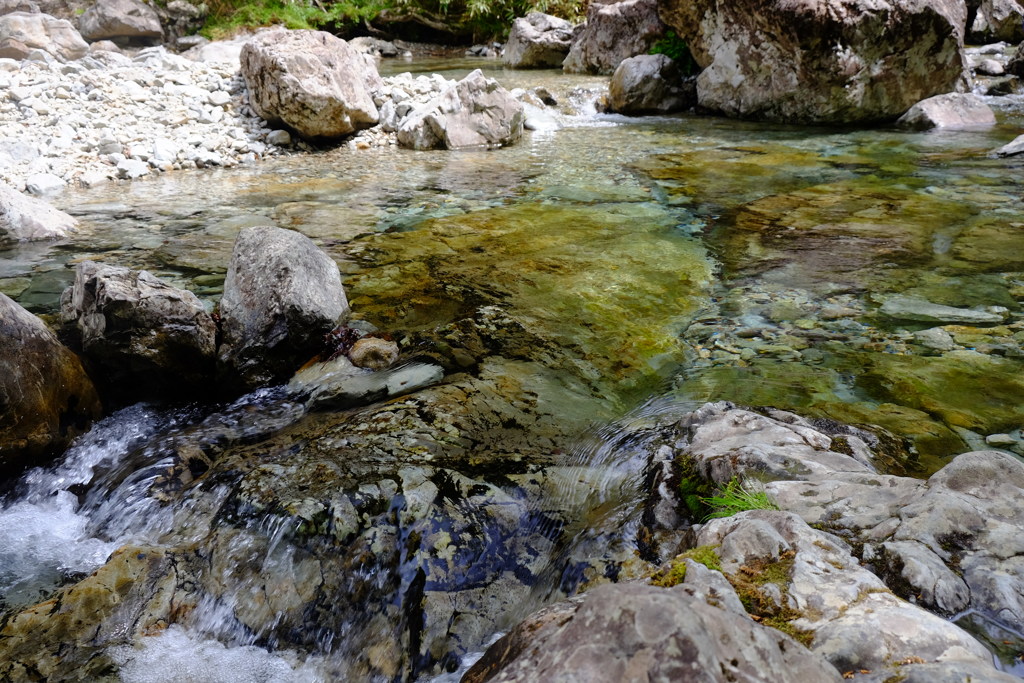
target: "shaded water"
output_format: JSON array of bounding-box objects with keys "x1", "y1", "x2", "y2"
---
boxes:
[{"x1": 3, "y1": 60, "x2": 1024, "y2": 679}]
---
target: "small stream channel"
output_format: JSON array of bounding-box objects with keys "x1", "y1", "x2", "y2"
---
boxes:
[{"x1": 3, "y1": 60, "x2": 1024, "y2": 680}]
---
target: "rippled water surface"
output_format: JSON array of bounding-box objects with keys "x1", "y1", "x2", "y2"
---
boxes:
[{"x1": 3, "y1": 59, "x2": 1024, "y2": 679}]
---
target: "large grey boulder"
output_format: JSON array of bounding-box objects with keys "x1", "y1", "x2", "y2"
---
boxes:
[
  {"x1": 59, "y1": 261, "x2": 216, "y2": 402},
  {"x1": 968, "y1": 0, "x2": 1024, "y2": 43},
  {"x1": 396, "y1": 69, "x2": 524, "y2": 150},
  {"x1": 240, "y1": 28, "x2": 382, "y2": 140},
  {"x1": 0, "y1": 182, "x2": 77, "y2": 242},
  {"x1": 0, "y1": 293, "x2": 101, "y2": 479},
  {"x1": 659, "y1": 0, "x2": 970, "y2": 124},
  {"x1": 78, "y1": 0, "x2": 162, "y2": 42},
  {"x1": 608, "y1": 53, "x2": 694, "y2": 115},
  {"x1": 0, "y1": 10, "x2": 87, "y2": 60},
  {"x1": 563, "y1": 0, "x2": 666, "y2": 74},
  {"x1": 218, "y1": 226, "x2": 349, "y2": 391},
  {"x1": 502, "y1": 11, "x2": 575, "y2": 69},
  {"x1": 897, "y1": 93, "x2": 996, "y2": 130},
  {"x1": 464, "y1": 580, "x2": 844, "y2": 683}
]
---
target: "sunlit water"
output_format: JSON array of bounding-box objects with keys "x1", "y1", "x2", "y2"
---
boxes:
[{"x1": 3, "y1": 58, "x2": 1024, "y2": 679}]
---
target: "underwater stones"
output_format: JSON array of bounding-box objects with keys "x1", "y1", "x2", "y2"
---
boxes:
[
  {"x1": 464, "y1": 580, "x2": 844, "y2": 682},
  {"x1": 240, "y1": 28, "x2": 382, "y2": 139},
  {"x1": 563, "y1": 0, "x2": 667, "y2": 75},
  {"x1": 218, "y1": 226, "x2": 349, "y2": 392},
  {"x1": 348, "y1": 335, "x2": 399, "y2": 370},
  {"x1": 660, "y1": 0, "x2": 969, "y2": 123},
  {"x1": 0, "y1": 182, "x2": 76, "y2": 242},
  {"x1": 288, "y1": 356, "x2": 444, "y2": 411},
  {"x1": 607, "y1": 54, "x2": 695, "y2": 115},
  {"x1": 0, "y1": 292, "x2": 101, "y2": 478},
  {"x1": 897, "y1": 93, "x2": 996, "y2": 130},
  {"x1": 59, "y1": 261, "x2": 216, "y2": 403},
  {"x1": 396, "y1": 69, "x2": 524, "y2": 150},
  {"x1": 502, "y1": 11, "x2": 576, "y2": 69},
  {"x1": 879, "y1": 295, "x2": 1004, "y2": 325}
]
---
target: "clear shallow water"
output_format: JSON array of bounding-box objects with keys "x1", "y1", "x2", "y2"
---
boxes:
[{"x1": 3, "y1": 61, "x2": 1024, "y2": 679}]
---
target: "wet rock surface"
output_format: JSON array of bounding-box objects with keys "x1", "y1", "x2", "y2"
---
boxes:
[{"x1": 0, "y1": 292, "x2": 101, "y2": 477}]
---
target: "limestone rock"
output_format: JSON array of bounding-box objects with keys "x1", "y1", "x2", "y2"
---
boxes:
[
  {"x1": 59, "y1": 261, "x2": 216, "y2": 403},
  {"x1": 0, "y1": 292, "x2": 100, "y2": 478},
  {"x1": 396, "y1": 69, "x2": 524, "y2": 150},
  {"x1": 502, "y1": 12, "x2": 575, "y2": 69},
  {"x1": 464, "y1": 581, "x2": 844, "y2": 682},
  {"x1": 968, "y1": 0, "x2": 1024, "y2": 43},
  {"x1": 897, "y1": 93, "x2": 996, "y2": 130},
  {"x1": 0, "y1": 182, "x2": 76, "y2": 242},
  {"x1": 78, "y1": 0, "x2": 162, "y2": 42},
  {"x1": 218, "y1": 226, "x2": 349, "y2": 391},
  {"x1": 563, "y1": 0, "x2": 666, "y2": 74},
  {"x1": 992, "y1": 132, "x2": 1024, "y2": 157},
  {"x1": 0, "y1": 10, "x2": 87, "y2": 60},
  {"x1": 660, "y1": 0, "x2": 970, "y2": 123},
  {"x1": 608, "y1": 53, "x2": 694, "y2": 115},
  {"x1": 879, "y1": 295, "x2": 1004, "y2": 325},
  {"x1": 240, "y1": 28, "x2": 381, "y2": 140}
]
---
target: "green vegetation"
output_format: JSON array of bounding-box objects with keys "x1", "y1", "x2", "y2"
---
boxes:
[
  {"x1": 200, "y1": 0, "x2": 586, "y2": 42},
  {"x1": 648, "y1": 30, "x2": 698, "y2": 75},
  {"x1": 651, "y1": 544, "x2": 721, "y2": 587},
  {"x1": 699, "y1": 478, "x2": 779, "y2": 520},
  {"x1": 676, "y1": 454, "x2": 715, "y2": 521},
  {"x1": 730, "y1": 551, "x2": 815, "y2": 646}
]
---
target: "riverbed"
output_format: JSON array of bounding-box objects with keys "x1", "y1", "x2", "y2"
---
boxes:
[{"x1": 2, "y1": 59, "x2": 1024, "y2": 680}]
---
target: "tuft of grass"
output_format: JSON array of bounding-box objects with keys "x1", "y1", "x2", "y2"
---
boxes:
[
  {"x1": 651, "y1": 544, "x2": 721, "y2": 588},
  {"x1": 700, "y1": 478, "x2": 779, "y2": 520}
]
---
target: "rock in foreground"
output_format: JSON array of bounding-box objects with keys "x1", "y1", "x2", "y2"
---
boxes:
[
  {"x1": 60, "y1": 261, "x2": 216, "y2": 403},
  {"x1": 660, "y1": 0, "x2": 969, "y2": 123},
  {"x1": 0, "y1": 183, "x2": 76, "y2": 242},
  {"x1": 218, "y1": 226, "x2": 349, "y2": 391},
  {"x1": 0, "y1": 293, "x2": 101, "y2": 478},
  {"x1": 240, "y1": 28, "x2": 382, "y2": 139}
]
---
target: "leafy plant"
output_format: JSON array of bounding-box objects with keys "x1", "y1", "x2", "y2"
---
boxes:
[
  {"x1": 699, "y1": 478, "x2": 779, "y2": 520},
  {"x1": 649, "y1": 30, "x2": 699, "y2": 75}
]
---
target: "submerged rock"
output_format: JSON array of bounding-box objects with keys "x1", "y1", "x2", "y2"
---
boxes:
[
  {"x1": 879, "y1": 295, "x2": 1004, "y2": 325},
  {"x1": 502, "y1": 11, "x2": 575, "y2": 69},
  {"x1": 59, "y1": 261, "x2": 216, "y2": 403},
  {"x1": 897, "y1": 93, "x2": 996, "y2": 130},
  {"x1": 563, "y1": 0, "x2": 667, "y2": 75},
  {"x1": 396, "y1": 69, "x2": 524, "y2": 150},
  {"x1": 660, "y1": 0, "x2": 969, "y2": 123},
  {"x1": 240, "y1": 28, "x2": 382, "y2": 139},
  {"x1": 0, "y1": 293, "x2": 101, "y2": 479},
  {"x1": 608, "y1": 54, "x2": 694, "y2": 115},
  {"x1": 217, "y1": 226, "x2": 349, "y2": 392}
]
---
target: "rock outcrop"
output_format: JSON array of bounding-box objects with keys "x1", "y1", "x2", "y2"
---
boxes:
[
  {"x1": 0, "y1": 183, "x2": 76, "y2": 242},
  {"x1": 396, "y1": 69, "x2": 524, "y2": 150},
  {"x1": 0, "y1": 293, "x2": 101, "y2": 478},
  {"x1": 659, "y1": 0, "x2": 970, "y2": 123},
  {"x1": 217, "y1": 226, "x2": 349, "y2": 391},
  {"x1": 608, "y1": 53, "x2": 694, "y2": 115},
  {"x1": 968, "y1": 0, "x2": 1024, "y2": 43},
  {"x1": 897, "y1": 93, "x2": 996, "y2": 130},
  {"x1": 563, "y1": 0, "x2": 666, "y2": 74},
  {"x1": 0, "y1": 10, "x2": 87, "y2": 60},
  {"x1": 240, "y1": 28, "x2": 382, "y2": 140},
  {"x1": 59, "y1": 261, "x2": 216, "y2": 403},
  {"x1": 78, "y1": 0, "x2": 162, "y2": 43},
  {"x1": 502, "y1": 11, "x2": 575, "y2": 69}
]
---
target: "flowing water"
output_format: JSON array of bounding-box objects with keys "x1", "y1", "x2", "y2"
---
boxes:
[{"x1": 3, "y1": 60, "x2": 1024, "y2": 679}]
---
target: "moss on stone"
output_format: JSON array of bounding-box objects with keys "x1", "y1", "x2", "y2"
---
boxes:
[{"x1": 651, "y1": 544, "x2": 722, "y2": 588}]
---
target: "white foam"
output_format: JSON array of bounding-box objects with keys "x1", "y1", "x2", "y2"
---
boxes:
[{"x1": 111, "y1": 626, "x2": 323, "y2": 683}]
